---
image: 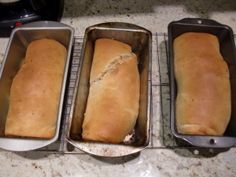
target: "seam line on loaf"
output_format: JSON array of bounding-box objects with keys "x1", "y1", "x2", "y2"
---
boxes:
[{"x1": 90, "y1": 53, "x2": 135, "y2": 85}]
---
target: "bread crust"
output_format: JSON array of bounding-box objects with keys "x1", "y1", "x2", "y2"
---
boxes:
[
  {"x1": 5, "y1": 39, "x2": 67, "y2": 138},
  {"x1": 82, "y1": 38, "x2": 140, "y2": 143},
  {"x1": 174, "y1": 32, "x2": 231, "y2": 135}
]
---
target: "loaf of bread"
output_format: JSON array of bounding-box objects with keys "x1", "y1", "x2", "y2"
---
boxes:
[
  {"x1": 174, "y1": 32, "x2": 231, "y2": 135},
  {"x1": 5, "y1": 39, "x2": 67, "y2": 138},
  {"x1": 82, "y1": 38, "x2": 140, "y2": 143}
]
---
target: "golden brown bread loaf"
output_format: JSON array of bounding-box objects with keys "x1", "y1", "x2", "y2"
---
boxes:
[
  {"x1": 174, "y1": 32, "x2": 231, "y2": 135},
  {"x1": 5, "y1": 39, "x2": 67, "y2": 138},
  {"x1": 82, "y1": 38, "x2": 140, "y2": 143}
]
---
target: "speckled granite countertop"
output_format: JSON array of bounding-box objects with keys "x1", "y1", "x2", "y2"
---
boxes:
[{"x1": 1, "y1": 1, "x2": 236, "y2": 177}]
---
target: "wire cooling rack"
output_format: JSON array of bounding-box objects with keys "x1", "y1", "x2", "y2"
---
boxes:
[
  {"x1": 59, "y1": 34, "x2": 169, "y2": 153},
  {"x1": 57, "y1": 33, "x2": 185, "y2": 153},
  {"x1": 37, "y1": 33, "x2": 234, "y2": 155}
]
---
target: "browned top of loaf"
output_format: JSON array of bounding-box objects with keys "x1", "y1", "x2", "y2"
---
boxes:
[
  {"x1": 5, "y1": 38, "x2": 67, "y2": 138},
  {"x1": 82, "y1": 38, "x2": 140, "y2": 143},
  {"x1": 174, "y1": 32, "x2": 231, "y2": 135}
]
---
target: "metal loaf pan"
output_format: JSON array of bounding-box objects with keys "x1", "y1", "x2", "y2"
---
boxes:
[
  {"x1": 66, "y1": 22, "x2": 152, "y2": 157},
  {"x1": 0, "y1": 21, "x2": 74, "y2": 151},
  {"x1": 168, "y1": 18, "x2": 236, "y2": 148}
]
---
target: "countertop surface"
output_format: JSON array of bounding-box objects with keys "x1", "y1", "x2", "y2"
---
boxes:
[{"x1": 1, "y1": 0, "x2": 236, "y2": 177}]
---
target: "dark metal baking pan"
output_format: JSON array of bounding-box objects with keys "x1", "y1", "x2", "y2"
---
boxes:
[
  {"x1": 168, "y1": 18, "x2": 236, "y2": 148},
  {"x1": 0, "y1": 21, "x2": 74, "y2": 151},
  {"x1": 66, "y1": 22, "x2": 152, "y2": 157}
]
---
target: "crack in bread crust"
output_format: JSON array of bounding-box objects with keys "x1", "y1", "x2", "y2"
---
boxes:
[{"x1": 90, "y1": 53, "x2": 135, "y2": 85}]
